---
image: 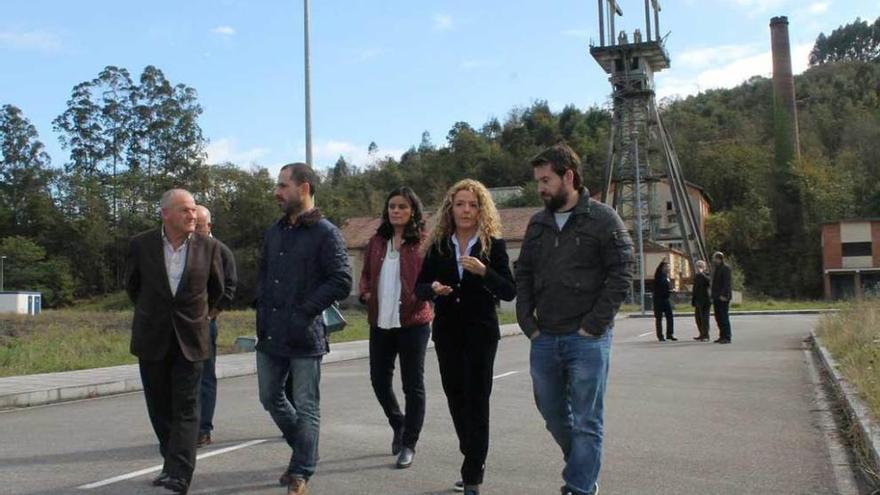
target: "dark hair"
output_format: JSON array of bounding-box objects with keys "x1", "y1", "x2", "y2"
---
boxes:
[
  {"x1": 280, "y1": 162, "x2": 319, "y2": 197},
  {"x1": 654, "y1": 260, "x2": 668, "y2": 280},
  {"x1": 377, "y1": 187, "x2": 425, "y2": 244},
  {"x1": 530, "y1": 142, "x2": 583, "y2": 190}
]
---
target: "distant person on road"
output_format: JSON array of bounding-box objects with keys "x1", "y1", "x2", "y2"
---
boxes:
[
  {"x1": 124, "y1": 188, "x2": 225, "y2": 494},
  {"x1": 255, "y1": 163, "x2": 352, "y2": 495},
  {"x1": 691, "y1": 260, "x2": 711, "y2": 342},
  {"x1": 415, "y1": 179, "x2": 516, "y2": 495},
  {"x1": 359, "y1": 187, "x2": 433, "y2": 469},
  {"x1": 516, "y1": 143, "x2": 634, "y2": 495},
  {"x1": 653, "y1": 260, "x2": 676, "y2": 342},
  {"x1": 194, "y1": 205, "x2": 238, "y2": 448},
  {"x1": 711, "y1": 251, "x2": 733, "y2": 344}
]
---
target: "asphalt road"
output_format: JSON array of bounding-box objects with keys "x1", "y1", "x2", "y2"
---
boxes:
[{"x1": 0, "y1": 315, "x2": 851, "y2": 494}]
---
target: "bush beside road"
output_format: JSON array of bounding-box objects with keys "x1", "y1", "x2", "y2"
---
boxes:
[{"x1": 816, "y1": 299, "x2": 880, "y2": 421}]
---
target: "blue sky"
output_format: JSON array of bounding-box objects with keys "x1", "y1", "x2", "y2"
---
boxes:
[{"x1": 2, "y1": 0, "x2": 877, "y2": 176}]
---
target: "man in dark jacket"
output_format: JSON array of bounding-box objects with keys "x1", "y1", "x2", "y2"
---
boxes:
[
  {"x1": 125, "y1": 189, "x2": 225, "y2": 494},
  {"x1": 255, "y1": 163, "x2": 352, "y2": 495},
  {"x1": 516, "y1": 143, "x2": 634, "y2": 495},
  {"x1": 711, "y1": 251, "x2": 733, "y2": 344},
  {"x1": 194, "y1": 205, "x2": 238, "y2": 448},
  {"x1": 691, "y1": 260, "x2": 711, "y2": 341}
]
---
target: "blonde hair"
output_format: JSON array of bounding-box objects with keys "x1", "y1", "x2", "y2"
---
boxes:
[{"x1": 428, "y1": 179, "x2": 502, "y2": 259}]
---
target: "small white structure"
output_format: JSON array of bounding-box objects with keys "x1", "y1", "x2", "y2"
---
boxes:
[{"x1": 0, "y1": 291, "x2": 42, "y2": 315}]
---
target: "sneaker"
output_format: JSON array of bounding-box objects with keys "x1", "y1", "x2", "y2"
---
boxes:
[
  {"x1": 287, "y1": 476, "x2": 307, "y2": 495},
  {"x1": 463, "y1": 486, "x2": 480, "y2": 495},
  {"x1": 561, "y1": 483, "x2": 599, "y2": 495},
  {"x1": 718, "y1": 339, "x2": 731, "y2": 344},
  {"x1": 454, "y1": 480, "x2": 465, "y2": 492},
  {"x1": 667, "y1": 336, "x2": 678, "y2": 341}
]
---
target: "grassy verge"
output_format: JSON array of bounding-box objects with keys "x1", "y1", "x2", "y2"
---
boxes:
[
  {"x1": 0, "y1": 308, "x2": 518, "y2": 377},
  {"x1": 815, "y1": 299, "x2": 880, "y2": 421}
]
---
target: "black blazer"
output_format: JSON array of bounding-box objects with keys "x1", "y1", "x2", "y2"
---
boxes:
[
  {"x1": 416, "y1": 236, "x2": 516, "y2": 343},
  {"x1": 125, "y1": 228, "x2": 224, "y2": 362},
  {"x1": 691, "y1": 271, "x2": 711, "y2": 307}
]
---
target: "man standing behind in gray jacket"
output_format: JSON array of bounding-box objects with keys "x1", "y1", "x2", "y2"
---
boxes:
[
  {"x1": 516, "y1": 143, "x2": 634, "y2": 495},
  {"x1": 255, "y1": 163, "x2": 352, "y2": 495}
]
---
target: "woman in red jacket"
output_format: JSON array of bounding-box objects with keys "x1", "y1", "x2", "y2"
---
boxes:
[{"x1": 359, "y1": 187, "x2": 433, "y2": 469}]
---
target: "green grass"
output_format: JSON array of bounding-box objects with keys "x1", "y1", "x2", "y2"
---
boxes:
[
  {"x1": 815, "y1": 299, "x2": 880, "y2": 421},
  {"x1": 1, "y1": 307, "x2": 519, "y2": 376}
]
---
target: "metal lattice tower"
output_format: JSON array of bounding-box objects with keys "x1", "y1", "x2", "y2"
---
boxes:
[{"x1": 590, "y1": 0, "x2": 708, "y2": 309}]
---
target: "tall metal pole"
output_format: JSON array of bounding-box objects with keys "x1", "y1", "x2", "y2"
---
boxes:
[
  {"x1": 1, "y1": 256, "x2": 6, "y2": 292},
  {"x1": 634, "y1": 138, "x2": 646, "y2": 314},
  {"x1": 598, "y1": 0, "x2": 605, "y2": 46},
  {"x1": 304, "y1": 0, "x2": 313, "y2": 166},
  {"x1": 644, "y1": 0, "x2": 652, "y2": 41}
]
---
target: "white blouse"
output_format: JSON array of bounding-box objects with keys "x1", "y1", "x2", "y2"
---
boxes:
[{"x1": 376, "y1": 240, "x2": 402, "y2": 329}]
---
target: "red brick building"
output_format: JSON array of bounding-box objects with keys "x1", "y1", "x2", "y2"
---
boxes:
[{"x1": 821, "y1": 219, "x2": 880, "y2": 299}]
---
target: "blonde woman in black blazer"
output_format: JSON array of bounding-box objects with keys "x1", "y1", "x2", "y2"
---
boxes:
[{"x1": 416, "y1": 179, "x2": 516, "y2": 495}]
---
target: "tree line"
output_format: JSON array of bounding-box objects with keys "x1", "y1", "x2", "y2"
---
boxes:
[{"x1": 1, "y1": 17, "x2": 878, "y2": 306}]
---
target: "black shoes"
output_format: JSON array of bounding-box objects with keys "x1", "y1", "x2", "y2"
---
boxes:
[
  {"x1": 396, "y1": 447, "x2": 414, "y2": 469},
  {"x1": 196, "y1": 432, "x2": 212, "y2": 448},
  {"x1": 162, "y1": 477, "x2": 189, "y2": 494},
  {"x1": 454, "y1": 480, "x2": 464, "y2": 492},
  {"x1": 716, "y1": 339, "x2": 731, "y2": 344},
  {"x1": 658, "y1": 337, "x2": 666, "y2": 342},
  {"x1": 667, "y1": 336, "x2": 678, "y2": 341},
  {"x1": 151, "y1": 471, "x2": 169, "y2": 487}
]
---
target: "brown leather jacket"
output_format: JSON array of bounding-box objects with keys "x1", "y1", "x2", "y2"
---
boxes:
[{"x1": 359, "y1": 234, "x2": 433, "y2": 329}]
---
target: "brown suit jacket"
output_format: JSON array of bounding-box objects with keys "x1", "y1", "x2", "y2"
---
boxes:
[{"x1": 125, "y1": 228, "x2": 224, "y2": 362}]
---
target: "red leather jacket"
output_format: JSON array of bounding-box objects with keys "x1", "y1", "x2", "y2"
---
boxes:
[{"x1": 359, "y1": 234, "x2": 433, "y2": 329}]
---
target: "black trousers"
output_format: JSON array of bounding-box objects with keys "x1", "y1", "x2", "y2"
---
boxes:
[
  {"x1": 653, "y1": 299, "x2": 674, "y2": 339},
  {"x1": 713, "y1": 299, "x2": 732, "y2": 341},
  {"x1": 435, "y1": 335, "x2": 499, "y2": 486},
  {"x1": 369, "y1": 324, "x2": 430, "y2": 450},
  {"x1": 694, "y1": 303, "x2": 711, "y2": 339},
  {"x1": 138, "y1": 335, "x2": 204, "y2": 483}
]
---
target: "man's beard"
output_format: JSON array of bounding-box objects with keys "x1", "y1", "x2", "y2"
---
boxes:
[
  {"x1": 542, "y1": 189, "x2": 569, "y2": 212},
  {"x1": 279, "y1": 198, "x2": 301, "y2": 216}
]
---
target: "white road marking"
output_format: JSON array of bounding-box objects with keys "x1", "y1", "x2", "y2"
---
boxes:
[
  {"x1": 493, "y1": 371, "x2": 518, "y2": 380},
  {"x1": 76, "y1": 438, "x2": 268, "y2": 490}
]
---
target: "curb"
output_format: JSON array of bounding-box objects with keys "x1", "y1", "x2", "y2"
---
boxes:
[
  {"x1": 627, "y1": 309, "x2": 839, "y2": 318},
  {"x1": 0, "y1": 324, "x2": 525, "y2": 410},
  {"x1": 811, "y1": 330, "x2": 880, "y2": 482}
]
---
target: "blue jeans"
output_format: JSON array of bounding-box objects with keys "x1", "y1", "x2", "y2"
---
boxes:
[
  {"x1": 530, "y1": 330, "x2": 612, "y2": 495},
  {"x1": 257, "y1": 351, "x2": 322, "y2": 480},
  {"x1": 199, "y1": 319, "x2": 218, "y2": 434}
]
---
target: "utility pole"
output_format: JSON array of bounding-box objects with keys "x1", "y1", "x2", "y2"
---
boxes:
[{"x1": 304, "y1": 0, "x2": 313, "y2": 166}]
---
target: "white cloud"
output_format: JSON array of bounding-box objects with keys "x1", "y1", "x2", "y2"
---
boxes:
[
  {"x1": 433, "y1": 14, "x2": 453, "y2": 32},
  {"x1": 807, "y1": 2, "x2": 830, "y2": 14},
  {"x1": 308, "y1": 140, "x2": 407, "y2": 168},
  {"x1": 206, "y1": 138, "x2": 270, "y2": 165},
  {"x1": 0, "y1": 30, "x2": 61, "y2": 53},
  {"x1": 210, "y1": 25, "x2": 236, "y2": 37},
  {"x1": 677, "y1": 43, "x2": 762, "y2": 69},
  {"x1": 657, "y1": 42, "x2": 812, "y2": 99}
]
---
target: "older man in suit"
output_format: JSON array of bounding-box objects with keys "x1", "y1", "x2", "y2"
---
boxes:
[{"x1": 125, "y1": 188, "x2": 224, "y2": 494}]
